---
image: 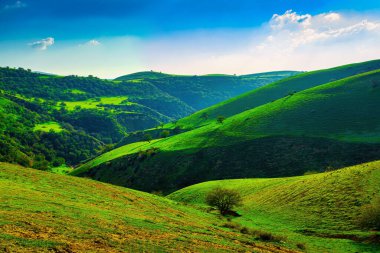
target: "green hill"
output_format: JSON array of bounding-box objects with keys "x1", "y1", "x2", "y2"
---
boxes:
[
  {"x1": 0, "y1": 162, "x2": 298, "y2": 252},
  {"x1": 117, "y1": 70, "x2": 299, "y2": 111},
  {"x1": 169, "y1": 161, "x2": 380, "y2": 253},
  {"x1": 171, "y1": 59, "x2": 380, "y2": 130},
  {"x1": 115, "y1": 71, "x2": 176, "y2": 80},
  {"x1": 0, "y1": 67, "x2": 295, "y2": 169},
  {"x1": 72, "y1": 69, "x2": 380, "y2": 193}
]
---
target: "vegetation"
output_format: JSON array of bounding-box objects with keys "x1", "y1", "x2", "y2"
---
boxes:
[
  {"x1": 73, "y1": 68, "x2": 380, "y2": 193},
  {"x1": 0, "y1": 66, "x2": 294, "y2": 169},
  {"x1": 169, "y1": 161, "x2": 380, "y2": 253},
  {"x1": 206, "y1": 187, "x2": 242, "y2": 215},
  {"x1": 169, "y1": 59, "x2": 380, "y2": 130},
  {"x1": 357, "y1": 197, "x2": 380, "y2": 230},
  {"x1": 0, "y1": 162, "x2": 297, "y2": 252}
]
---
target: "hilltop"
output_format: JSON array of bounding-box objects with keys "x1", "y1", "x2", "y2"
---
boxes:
[
  {"x1": 72, "y1": 67, "x2": 380, "y2": 192},
  {"x1": 169, "y1": 161, "x2": 380, "y2": 253},
  {"x1": 0, "y1": 162, "x2": 298, "y2": 252}
]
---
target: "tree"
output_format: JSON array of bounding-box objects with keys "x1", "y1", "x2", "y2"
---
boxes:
[
  {"x1": 200, "y1": 112, "x2": 209, "y2": 120},
  {"x1": 143, "y1": 133, "x2": 153, "y2": 143},
  {"x1": 217, "y1": 115, "x2": 226, "y2": 124},
  {"x1": 206, "y1": 187, "x2": 242, "y2": 215},
  {"x1": 160, "y1": 130, "x2": 170, "y2": 138}
]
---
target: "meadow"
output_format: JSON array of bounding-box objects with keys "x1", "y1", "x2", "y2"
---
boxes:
[{"x1": 169, "y1": 161, "x2": 380, "y2": 253}]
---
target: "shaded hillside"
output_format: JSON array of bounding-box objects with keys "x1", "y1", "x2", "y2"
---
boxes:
[
  {"x1": 169, "y1": 161, "x2": 380, "y2": 253},
  {"x1": 0, "y1": 162, "x2": 298, "y2": 252},
  {"x1": 73, "y1": 69, "x2": 380, "y2": 192}
]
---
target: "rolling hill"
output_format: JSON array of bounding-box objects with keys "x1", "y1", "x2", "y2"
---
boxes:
[
  {"x1": 169, "y1": 161, "x2": 380, "y2": 253},
  {"x1": 117, "y1": 71, "x2": 299, "y2": 111},
  {"x1": 72, "y1": 67, "x2": 380, "y2": 193},
  {"x1": 0, "y1": 162, "x2": 299, "y2": 252},
  {"x1": 0, "y1": 67, "x2": 295, "y2": 170},
  {"x1": 169, "y1": 59, "x2": 380, "y2": 130}
]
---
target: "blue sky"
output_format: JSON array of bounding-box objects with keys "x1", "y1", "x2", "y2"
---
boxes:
[{"x1": 1, "y1": 0, "x2": 380, "y2": 78}]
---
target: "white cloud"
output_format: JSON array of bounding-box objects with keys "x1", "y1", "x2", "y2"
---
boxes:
[
  {"x1": 261, "y1": 10, "x2": 380, "y2": 50},
  {"x1": 3, "y1": 1, "x2": 27, "y2": 10},
  {"x1": 143, "y1": 10, "x2": 380, "y2": 75},
  {"x1": 29, "y1": 37, "x2": 55, "y2": 50},
  {"x1": 86, "y1": 40, "x2": 101, "y2": 46},
  {"x1": 270, "y1": 10, "x2": 312, "y2": 30}
]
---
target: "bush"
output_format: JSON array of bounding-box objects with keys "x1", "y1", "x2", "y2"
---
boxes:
[
  {"x1": 206, "y1": 187, "x2": 242, "y2": 215},
  {"x1": 216, "y1": 115, "x2": 226, "y2": 124},
  {"x1": 297, "y1": 243, "x2": 306, "y2": 250},
  {"x1": 222, "y1": 222, "x2": 241, "y2": 230},
  {"x1": 357, "y1": 197, "x2": 380, "y2": 230},
  {"x1": 160, "y1": 130, "x2": 170, "y2": 138}
]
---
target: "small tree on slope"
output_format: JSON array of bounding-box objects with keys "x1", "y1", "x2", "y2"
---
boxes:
[{"x1": 206, "y1": 187, "x2": 242, "y2": 215}]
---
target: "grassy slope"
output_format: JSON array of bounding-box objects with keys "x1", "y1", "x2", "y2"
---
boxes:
[
  {"x1": 0, "y1": 163, "x2": 299, "y2": 253},
  {"x1": 169, "y1": 161, "x2": 380, "y2": 253},
  {"x1": 171, "y1": 59, "x2": 380, "y2": 130},
  {"x1": 75, "y1": 69, "x2": 380, "y2": 172},
  {"x1": 71, "y1": 70, "x2": 380, "y2": 192}
]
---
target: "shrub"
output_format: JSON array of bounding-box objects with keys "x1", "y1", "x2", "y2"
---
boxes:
[
  {"x1": 217, "y1": 115, "x2": 226, "y2": 124},
  {"x1": 143, "y1": 133, "x2": 153, "y2": 143},
  {"x1": 206, "y1": 187, "x2": 242, "y2": 215},
  {"x1": 256, "y1": 231, "x2": 286, "y2": 242},
  {"x1": 303, "y1": 170, "x2": 319, "y2": 175},
  {"x1": 357, "y1": 197, "x2": 380, "y2": 230},
  {"x1": 297, "y1": 243, "x2": 306, "y2": 250},
  {"x1": 222, "y1": 222, "x2": 241, "y2": 230},
  {"x1": 160, "y1": 130, "x2": 170, "y2": 138}
]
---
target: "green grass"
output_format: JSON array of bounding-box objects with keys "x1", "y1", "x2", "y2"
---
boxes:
[
  {"x1": 0, "y1": 162, "x2": 297, "y2": 252},
  {"x1": 169, "y1": 161, "x2": 380, "y2": 253},
  {"x1": 73, "y1": 69, "x2": 380, "y2": 193},
  {"x1": 33, "y1": 121, "x2": 64, "y2": 133},
  {"x1": 79, "y1": 69, "x2": 380, "y2": 162},
  {"x1": 71, "y1": 139, "x2": 161, "y2": 176},
  {"x1": 49, "y1": 165, "x2": 73, "y2": 175},
  {"x1": 66, "y1": 89, "x2": 86, "y2": 94},
  {"x1": 169, "y1": 59, "x2": 380, "y2": 130},
  {"x1": 63, "y1": 96, "x2": 131, "y2": 110}
]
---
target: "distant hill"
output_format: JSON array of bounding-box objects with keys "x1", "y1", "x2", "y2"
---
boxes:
[
  {"x1": 0, "y1": 67, "x2": 294, "y2": 169},
  {"x1": 0, "y1": 162, "x2": 296, "y2": 252},
  {"x1": 115, "y1": 71, "x2": 176, "y2": 80},
  {"x1": 117, "y1": 71, "x2": 299, "y2": 111},
  {"x1": 169, "y1": 161, "x2": 380, "y2": 253},
  {"x1": 72, "y1": 65, "x2": 380, "y2": 193},
  {"x1": 170, "y1": 59, "x2": 380, "y2": 130}
]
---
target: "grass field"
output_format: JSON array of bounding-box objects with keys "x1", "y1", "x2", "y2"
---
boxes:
[
  {"x1": 49, "y1": 165, "x2": 73, "y2": 174},
  {"x1": 0, "y1": 162, "x2": 300, "y2": 252},
  {"x1": 169, "y1": 161, "x2": 380, "y2": 253},
  {"x1": 33, "y1": 121, "x2": 64, "y2": 133},
  {"x1": 62, "y1": 96, "x2": 131, "y2": 111}
]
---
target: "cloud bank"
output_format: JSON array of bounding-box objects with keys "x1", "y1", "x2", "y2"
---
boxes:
[{"x1": 29, "y1": 37, "x2": 55, "y2": 50}]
